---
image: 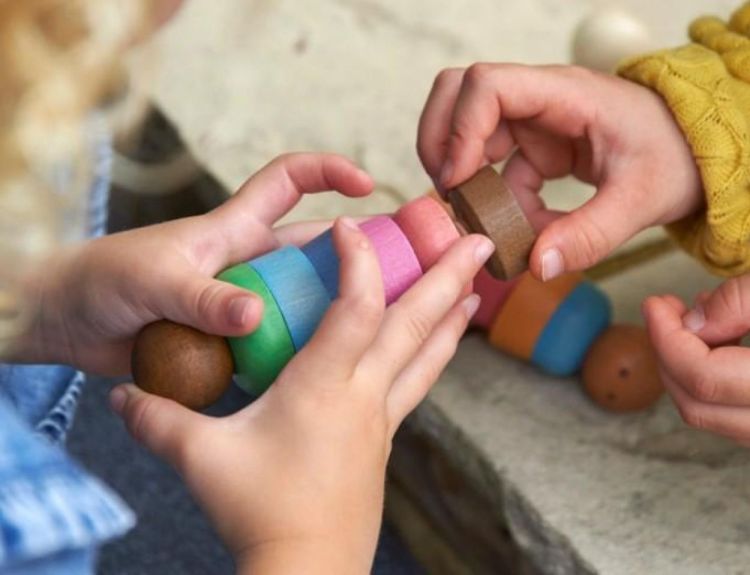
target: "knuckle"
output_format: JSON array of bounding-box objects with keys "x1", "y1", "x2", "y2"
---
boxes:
[
  {"x1": 403, "y1": 310, "x2": 434, "y2": 345},
  {"x1": 125, "y1": 395, "x2": 158, "y2": 445},
  {"x1": 686, "y1": 373, "x2": 718, "y2": 403},
  {"x1": 192, "y1": 283, "x2": 227, "y2": 321},
  {"x1": 716, "y1": 278, "x2": 750, "y2": 321},
  {"x1": 679, "y1": 404, "x2": 708, "y2": 431},
  {"x1": 350, "y1": 292, "x2": 385, "y2": 326},
  {"x1": 570, "y1": 212, "x2": 611, "y2": 268},
  {"x1": 433, "y1": 67, "x2": 461, "y2": 88},
  {"x1": 464, "y1": 62, "x2": 495, "y2": 86}
]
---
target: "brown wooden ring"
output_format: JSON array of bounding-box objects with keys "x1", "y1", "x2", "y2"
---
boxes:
[{"x1": 448, "y1": 166, "x2": 536, "y2": 280}]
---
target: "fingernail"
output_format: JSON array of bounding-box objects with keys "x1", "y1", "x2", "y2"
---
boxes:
[
  {"x1": 440, "y1": 160, "x2": 454, "y2": 187},
  {"x1": 109, "y1": 386, "x2": 128, "y2": 415},
  {"x1": 683, "y1": 304, "x2": 705, "y2": 332},
  {"x1": 228, "y1": 296, "x2": 255, "y2": 327},
  {"x1": 462, "y1": 294, "x2": 481, "y2": 318},
  {"x1": 541, "y1": 248, "x2": 564, "y2": 282},
  {"x1": 474, "y1": 237, "x2": 495, "y2": 264},
  {"x1": 340, "y1": 216, "x2": 360, "y2": 231}
]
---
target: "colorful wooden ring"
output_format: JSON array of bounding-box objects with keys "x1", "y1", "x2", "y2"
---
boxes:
[
  {"x1": 448, "y1": 166, "x2": 536, "y2": 280},
  {"x1": 394, "y1": 195, "x2": 461, "y2": 272},
  {"x1": 250, "y1": 246, "x2": 332, "y2": 351},
  {"x1": 217, "y1": 263, "x2": 295, "y2": 395},
  {"x1": 301, "y1": 228, "x2": 339, "y2": 300},
  {"x1": 359, "y1": 216, "x2": 423, "y2": 304},
  {"x1": 470, "y1": 268, "x2": 519, "y2": 330},
  {"x1": 427, "y1": 189, "x2": 456, "y2": 219},
  {"x1": 531, "y1": 282, "x2": 612, "y2": 376},
  {"x1": 488, "y1": 271, "x2": 582, "y2": 361}
]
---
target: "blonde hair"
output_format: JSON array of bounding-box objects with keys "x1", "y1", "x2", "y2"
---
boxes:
[{"x1": 0, "y1": 0, "x2": 155, "y2": 346}]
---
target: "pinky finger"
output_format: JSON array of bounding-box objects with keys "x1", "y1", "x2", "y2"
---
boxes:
[{"x1": 386, "y1": 294, "x2": 479, "y2": 432}]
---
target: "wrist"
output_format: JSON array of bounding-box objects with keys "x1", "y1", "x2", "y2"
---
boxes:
[
  {"x1": 235, "y1": 537, "x2": 375, "y2": 575},
  {"x1": 4, "y1": 247, "x2": 80, "y2": 364}
]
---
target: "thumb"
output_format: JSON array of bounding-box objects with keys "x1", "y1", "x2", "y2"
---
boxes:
[
  {"x1": 529, "y1": 182, "x2": 646, "y2": 280},
  {"x1": 683, "y1": 276, "x2": 750, "y2": 345},
  {"x1": 110, "y1": 384, "x2": 207, "y2": 471},
  {"x1": 157, "y1": 272, "x2": 264, "y2": 337}
]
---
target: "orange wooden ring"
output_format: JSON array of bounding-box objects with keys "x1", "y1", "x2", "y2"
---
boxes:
[
  {"x1": 488, "y1": 271, "x2": 583, "y2": 360},
  {"x1": 394, "y1": 195, "x2": 461, "y2": 272}
]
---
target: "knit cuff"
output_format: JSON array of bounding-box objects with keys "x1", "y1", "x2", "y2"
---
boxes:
[{"x1": 618, "y1": 15, "x2": 750, "y2": 276}]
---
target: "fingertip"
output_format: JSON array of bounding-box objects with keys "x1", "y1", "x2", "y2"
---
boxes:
[
  {"x1": 109, "y1": 384, "x2": 133, "y2": 416},
  {"x1": 226, "y1": 293, "x2": 264, "y2": 333}
]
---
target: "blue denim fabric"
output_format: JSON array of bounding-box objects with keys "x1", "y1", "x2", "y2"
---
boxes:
[{"x1": 0, "y1": 119, "x2": 135, "y2": 574}]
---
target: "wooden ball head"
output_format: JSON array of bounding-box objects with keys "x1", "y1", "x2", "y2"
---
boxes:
[
  {"x1": 582, "y1": 324, "x2": 664, "y2": 412},
  {"x1": 131, "y1": 320, "x2": 234, "y2": 410}
]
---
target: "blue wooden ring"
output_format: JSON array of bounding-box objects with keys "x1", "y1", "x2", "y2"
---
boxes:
[
  {"x1": 301, "y1": 228, "x2": 339, "y2": 300},
  {"x1": 530, "y1": 281, "x2": 612, "y2": 377},
  {"x1": 250, "y1": 246, "x2": 332, "y2": 351}
]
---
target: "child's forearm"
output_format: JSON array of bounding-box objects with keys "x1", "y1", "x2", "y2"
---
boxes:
[
  {"x1": 4, "y1": 248, "x2": 79, "y2": 365},
  {"x1": 236, "y1": 539, "x2": 374, "y2": 575}
]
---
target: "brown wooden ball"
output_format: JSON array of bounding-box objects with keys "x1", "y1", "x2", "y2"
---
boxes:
[
  {"x1": 582, "y1": 324, "x2": 664, "y2": 413},
  {"x1": 132, "y1": 320, "x2": 235, "y2": 410}
]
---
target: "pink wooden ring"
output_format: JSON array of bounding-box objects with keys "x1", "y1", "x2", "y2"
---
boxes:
[
  {"x1": 360, "y1": 216, "x2": 423, "y2": 304},
  {"x1": 394, "y1": 195, "x2": 461, "y2": 272},
  {"x1": 470, "y1": 268, "x2": 519, "y2": 330}
]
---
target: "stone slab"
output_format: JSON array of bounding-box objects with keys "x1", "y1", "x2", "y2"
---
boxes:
[{"x1": 413, "y1": 251, "x2": 747, "y2": 575}]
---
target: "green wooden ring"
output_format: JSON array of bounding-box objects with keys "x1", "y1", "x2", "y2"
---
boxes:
[{"x1": 217, "y1": 263, "x2": 295, "y2": 395}]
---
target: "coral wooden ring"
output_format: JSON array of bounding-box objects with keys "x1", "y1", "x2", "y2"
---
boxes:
[{"x1": 394, "y1": 195, "x2": 460, "y2": 272}]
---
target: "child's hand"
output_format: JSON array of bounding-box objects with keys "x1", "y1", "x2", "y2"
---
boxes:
[
  {"x1": 110, "y1": 219, "x2": 492, "y2": 573},
  {"x1": 644, "y1": 279, "x2": 750, "y2": 446},
  {"x1": 12, "y1": 153, "x2": 373, "y2": 374},
  {"x1": 417, "y1": 63, "x2": 703, "y2": 280}
]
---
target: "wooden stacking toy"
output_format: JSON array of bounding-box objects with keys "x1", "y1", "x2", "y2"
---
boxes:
[{"x1": 133, "y1": 165, "x2": 663, "y2": 414}]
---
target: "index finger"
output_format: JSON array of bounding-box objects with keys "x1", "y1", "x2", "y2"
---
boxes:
[
  {"x1": 444, "y1": 64, "x2": 600, "y2": 188},
  {"x1": 215, "y1": 153, "x2": 373, "y2": 230},
  {"x1": 645, "y1": 296, "x2": 750, "y2": 406}
]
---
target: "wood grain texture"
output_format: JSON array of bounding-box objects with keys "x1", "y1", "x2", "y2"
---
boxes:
[
  {"x1": 301, "y1": 228, "x2": 339, "y2": 300},
  {"x1": 582, "y1": 324, "x2": 664, "y2": 412},
  {"x1": 360, "y1": 216, "x2": 423, "y2": 304},
  {"x1": 250, "y1": 246, "x2": 332, "y2": 351},
  {"x1": 394, "y1": 195, "x2": 460, "y2": 272},
  {"x1": 132, "y1": 320, "x2": 234, "y2": 410},
  {"x1": 217, "y1": 263, "x2": 295, "y2": 395},
  {"x1": 449, "y1": 166, "x2": 536, "y2": 280},
  {"x1": 530, "y1": 281, "x2": 612, "y2": 376},
  {"x1": 488, "y1": 272, "x2": 582, "y2": 361}
]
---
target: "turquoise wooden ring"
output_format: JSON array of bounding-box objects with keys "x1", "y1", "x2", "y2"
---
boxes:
[
  {"x1": 530, "y1": 281, "x2": 612, "y2": 376},
  {"x1": 250, "y1": 245, "x2": 332, "y2": 351},
  {"x1": 217, "y1": 263, "x2": 295, "y2": 395}
]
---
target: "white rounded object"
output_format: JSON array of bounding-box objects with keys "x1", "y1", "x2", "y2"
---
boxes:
[{"x1": 572, "y1": 8, "x2": 653, "y2": 73}]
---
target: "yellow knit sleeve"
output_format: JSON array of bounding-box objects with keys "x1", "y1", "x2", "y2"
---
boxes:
[{"x1": 618, "y1": 3, "x2": 750, "y2": 276}]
